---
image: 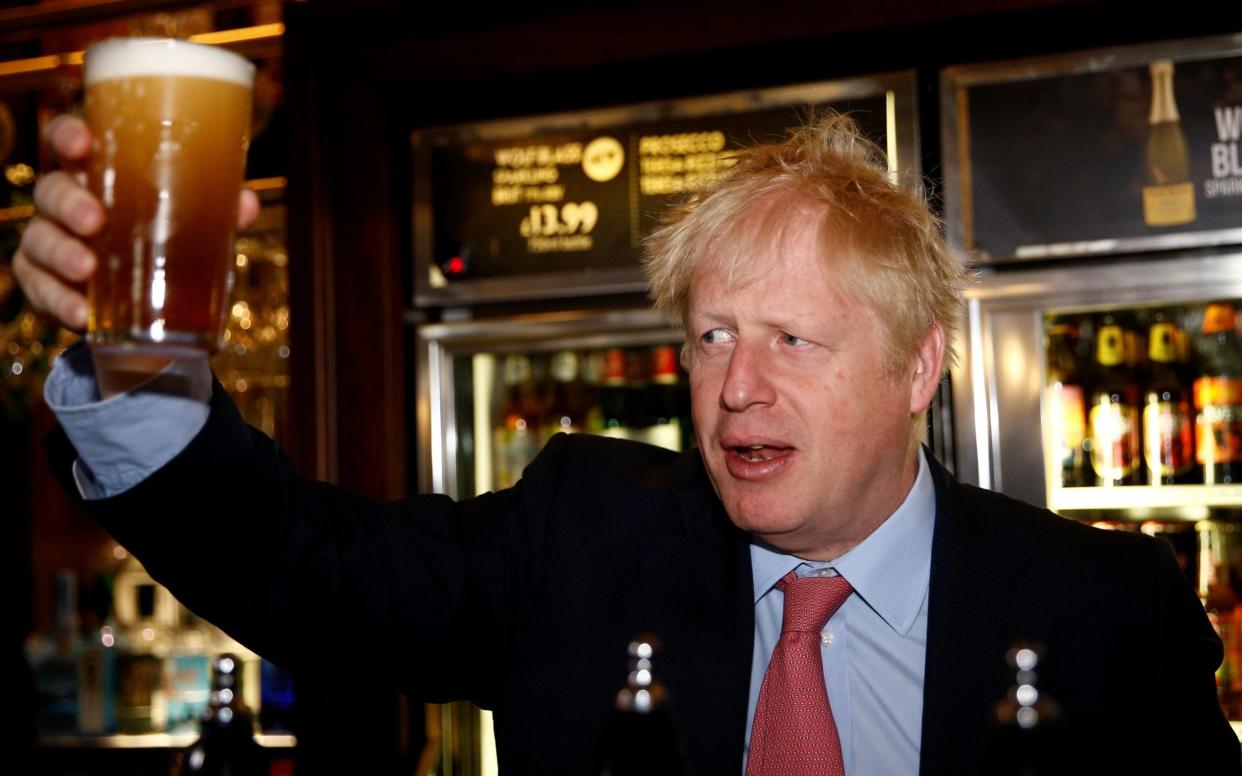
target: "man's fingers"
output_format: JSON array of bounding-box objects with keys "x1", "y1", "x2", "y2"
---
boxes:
[
  {"x1": 238, "y1": 188, "x2": 259, "y2": 231},
  {"x1": 19, "y1": 216, "x2": 96, "y2": 281},
  {"x1": 33, "y1": 170, "x2": 103, "y2": 237},
  {"x1": 43, "y1": 115, "x2": 92, "y2": 162},
  {"x1": 12, "y1": 249, "x2": 87, "y2": 329}
]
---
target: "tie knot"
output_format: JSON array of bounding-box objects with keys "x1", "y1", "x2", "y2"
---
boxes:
[{"x1": 775, "y1": 570, "x2": 853, "y2": 633}]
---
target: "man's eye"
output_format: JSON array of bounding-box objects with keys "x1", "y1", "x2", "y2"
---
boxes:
[
  {"x1": 701, "y1": 328, "x2": 733, "y2": 345},
  {"x1": 780, "y1": 332, "x2": 810, "y2": 346}
]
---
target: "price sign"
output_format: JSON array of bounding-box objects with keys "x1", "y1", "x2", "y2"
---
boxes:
[{"x1": 414, "y1": 74, "x2": 916, "y2": 300}]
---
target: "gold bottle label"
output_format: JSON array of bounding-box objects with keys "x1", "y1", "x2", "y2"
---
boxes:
[
  {"x1": 1196, "y1": 376, "x2": 1242, "y2": 465},
  {"x1": 1143, "y1": 182, "x2": 1197, "y2": 226},
  {"x1": 1148, "y1": 322, "x2": 1178, "y2": 363}
]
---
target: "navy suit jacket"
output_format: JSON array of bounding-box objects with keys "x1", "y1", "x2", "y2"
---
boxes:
[{"x1": 48, "y1": 380, "x2": 1240, "y2": 774}]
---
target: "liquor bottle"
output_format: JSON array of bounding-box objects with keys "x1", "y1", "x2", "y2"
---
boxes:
[
  {"x1": 1087, "y1": 318, "x2": 1143, "y2": 485},
  {"x1": 494, "y1": 354, "x2": 541, "y2": 489},
  {"x1": 581, "y1": 349, "x2": 607, "y2": 434},
  {"x1": 114, "y1": 583, "x2": 169, "y2": 733},
  {"x1": 1143, "y1": 60, "x2": 1196, "y2": 227},
  {"x1": 625, "y1": 349, "x2": 653, "y2": 438},
  {"x1": 543, "y1": 350, "x2": 588, "y2": 440},
  {"x1": 1143, "y1": 315, "x2": 1198, "y2": 484},
  {"x1": 644, "y1": 346, "x2": 684, "y2": 452},
  {"x1": 595, "y1": 635, "x2": 689, "y2": 776},
  {"x1": 982, "y1": 643, "x2": 1063, "y2": 775},
  {"x1": 77, "y1": 572, "x2": 117, "y2": 736},
  {"x1": 26, "y1": 570, "x2": 82, "y2": 736},
  {"x1": 166, "y1": 609, "x2": 214, "y2": 733},
  {"x1": 1195, "y1": 303, "x2": 1242, "y2": 485},
  {"x1": 598, "y1": 348, "x2": 630, "y2": 440},
  {"x1": 1045, "y1": 322, "x2": 1089, "y2": 487},
  {"x1": 178, "y1": 654, "x2": 266, "y2": 776},
  {"x1": 1199, "y1": 519, "x2": 1242, "y2": 716}
]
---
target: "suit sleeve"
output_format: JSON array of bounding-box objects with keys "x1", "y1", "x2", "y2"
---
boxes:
[
  {"x1": 1151, "y1": 538, "x2": 1241, "y2": 773},
  {"x1": 45, "y1": 377, "x2": 568, "y2": 708}
]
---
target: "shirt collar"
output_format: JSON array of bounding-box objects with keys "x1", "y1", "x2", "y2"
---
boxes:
[{"x1": 749, "y1": 449, "x2": 935, "y2": 636}]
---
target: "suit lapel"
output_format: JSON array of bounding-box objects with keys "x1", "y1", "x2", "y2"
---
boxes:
[
  {"x1": 640, "y1": 452, "x2": 753, "y2": 775},
  {"x1": 919, "y1": 458, "x2": 1049, "y2": 776}
]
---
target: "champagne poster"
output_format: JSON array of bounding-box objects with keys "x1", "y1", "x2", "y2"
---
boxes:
[
  {"x1": 945, "y1": 40, "x2": 1242, "y2": 264},
  {"x1": 416, "y1": 91, "x2": 891, "y2": 284}
]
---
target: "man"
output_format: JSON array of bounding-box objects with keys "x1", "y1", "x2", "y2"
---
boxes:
[{"x1": 16, "y1": 113, "x2": 1240, "y2": 774}]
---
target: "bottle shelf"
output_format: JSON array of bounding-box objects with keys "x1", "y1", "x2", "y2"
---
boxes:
[
  {"x1": 1049, "y1": 484, "x2": 1242, "y2": 515},
  {"x1": 35, "y1": 732, "x2": 296, "y2": 749}
]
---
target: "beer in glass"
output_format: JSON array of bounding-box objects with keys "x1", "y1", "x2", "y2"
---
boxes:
[{"x1": 84, "y1": 38, "x2": 255, "y2": 355}]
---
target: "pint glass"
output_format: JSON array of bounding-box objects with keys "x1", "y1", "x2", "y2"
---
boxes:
[{"x1": 84, "y1": 38, "x2": 255, "y2": 355}]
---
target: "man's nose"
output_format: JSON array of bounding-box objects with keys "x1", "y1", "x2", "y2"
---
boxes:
[{"x1": 720, "y1": 339, "x2": 776, "y2": 411}]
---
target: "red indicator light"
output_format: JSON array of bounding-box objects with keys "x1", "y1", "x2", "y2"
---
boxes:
[{"x1": 447, "y1": 256, "x2": 465, "y2": 274}]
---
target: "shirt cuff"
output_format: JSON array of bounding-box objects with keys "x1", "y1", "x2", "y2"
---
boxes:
[{"x1": 44, "y1": 342, "x2": 212, "y2": 500}]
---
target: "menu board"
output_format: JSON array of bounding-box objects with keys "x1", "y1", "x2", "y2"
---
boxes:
[
  {"x1": 412, "y1": 74, "x2": 916, "y2": 304},
  {"x1": 943, "y1": 35, "x2": 1242, "y2": 264}
]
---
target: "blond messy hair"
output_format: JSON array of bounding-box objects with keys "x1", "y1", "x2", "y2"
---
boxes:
[{"x1": 642, "y1": 113, "x2": 966, "y2": 382}]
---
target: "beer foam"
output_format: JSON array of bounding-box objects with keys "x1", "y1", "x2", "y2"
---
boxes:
[{"x1": 85, "y1": 38, "x2": 254, "y2": 87}]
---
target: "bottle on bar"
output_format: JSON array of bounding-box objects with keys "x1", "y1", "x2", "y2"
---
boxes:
[
  {"x1": 1143, "y1": 60, "x2": 1196, "y2": 227},
  {"x1": 982, "y1": 643, "x2": 1063, "y2": 776},
  {"x1": 1143, "y1": 313, "x2": 1198, "y2": 484},
  {"x1": 1087, "y1": 316, "x2": 1143, "y2": 486},
  {"x1": 1195, "y1": 302, "x2": 1242, "y2": 485},
  {"x1": 1045, "y1": 322, "x2": 1089, "y2": 487},
  {"x1": 178, "y1": 654, "x2": 265, "y2": 776},
  {"x1": 595, "y1": 634, "x2": 689, "y2": 776}
]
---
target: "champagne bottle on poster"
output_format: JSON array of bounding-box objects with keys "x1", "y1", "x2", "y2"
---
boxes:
[
  {"x1": 1143, "y1": 314, "x2": 1198, "y2": 484},
  {"x1": 1088, "y1": 318, "x2": 1143, "y2": 486},
  {"x1": 1143, "y1": 60, "x2": 1196, "y2": 227}
]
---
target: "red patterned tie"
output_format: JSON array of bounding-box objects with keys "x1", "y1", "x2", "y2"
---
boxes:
[{"x1": 747, "y1": 570, "x2": 854, "y2": 776}]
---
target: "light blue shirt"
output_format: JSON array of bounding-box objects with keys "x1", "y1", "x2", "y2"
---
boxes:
[
  {"x1": 746, "y1": 450, "x2": 934, "y2": 775},
  {"x1": 43, "y1": 343, "x2": 212, "y2": 499},
  {"x1": 47, "y1": 345, "x2": 935, "y2": 775}
]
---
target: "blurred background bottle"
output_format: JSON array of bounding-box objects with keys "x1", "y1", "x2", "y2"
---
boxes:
[
  {"x1": 1088, "y1": 316, "x2": 1143, "y2": 486},
  {"x1": 1045, "y1": 322, "x2": 1089, "y2": 487},
  {"x1": 494, "y1": 354, "x2": 541, "y2": 488},
  {"x1": 1144, "y1": 313, "x2": 1198, "y2": 484},
  {"x1": 25, "y1": 569, "x2": 82, "y2": 736},
  {"x1": 1195, "y1": 303, "x2": 1242, "y2": 485}
]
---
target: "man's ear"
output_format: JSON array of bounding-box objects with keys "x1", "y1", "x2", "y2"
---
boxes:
[{"x1": 909, "y1": 323, "x2": 946, "y2": 414}]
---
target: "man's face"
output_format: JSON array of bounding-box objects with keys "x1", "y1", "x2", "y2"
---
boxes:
[{"x1": 686, "y1": 215, "x2": 937, "y2": 559}]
